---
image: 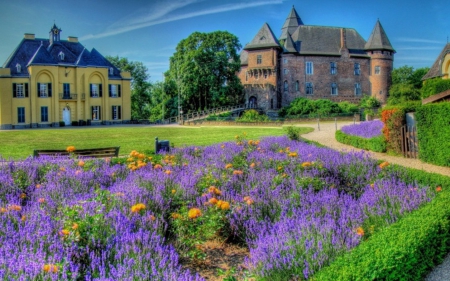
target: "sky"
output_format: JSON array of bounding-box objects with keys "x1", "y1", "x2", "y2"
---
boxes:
[{"x1": 0, "y1": 0, "x2": 449, "y2": 82}]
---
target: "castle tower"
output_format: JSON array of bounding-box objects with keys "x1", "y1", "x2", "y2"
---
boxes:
[
  {"x1": 365, "y1": 20, "x2": 395, "y2": 104},
  {"x1": 279, "y1": 6, "x2": 303, "y2": 44},
  {"x1": 49, "y1": 23, "x2": 62, "y2": 44}
]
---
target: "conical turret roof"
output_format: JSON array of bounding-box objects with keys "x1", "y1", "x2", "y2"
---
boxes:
[
  {"x1": 365, "y1": 20, "x2": 395, "y2": 52},
  {"x1": 280, "y1": 6, "x2": 303, "y2": 41},
  {"x1": 283, "y1": 32, "x2": 297, "y2": 53},
  {"x1": 244, "y1": 23, "x2": 281, "y2": 50}
]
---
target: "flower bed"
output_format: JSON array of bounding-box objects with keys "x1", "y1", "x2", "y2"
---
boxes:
[
  {"x1": 0, "y1": 136, "x2": 442, "y2": 280},
  {"x1": 336, "y1": 120, "x2": 386, "y2": 152}
]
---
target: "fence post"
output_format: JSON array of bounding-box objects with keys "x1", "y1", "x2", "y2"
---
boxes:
[
  {"x1": 335, "y1": 117, "x2": 337, "y2": 131},
  {"x1": 317, "y1": 118, "x2": 320, "y2": 131}
]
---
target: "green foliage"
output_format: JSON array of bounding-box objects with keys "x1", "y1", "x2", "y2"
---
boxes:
[
  {"x1": 387, "y1": 83, "x2": 421, "y2": 105},
  {"x1": 359, "y1": 95, "x2": 381, "y2": 108},
  {"x1": 106, "y1": 56, "x2": 152, "y2": 120},
  {"x1": 391, "y1": 65, "x2": 429, "y2": 89},
  {"x1": 421, "y1": 78, "x2": 450, "y2": 99},
  {"x1": 205, "y1": 112, "x2": 232, "y2": 121},
  {"x1": 312, "y1": 167, "x2": 450, "y2": 281},
  {"x1": 279, "y1": 98, "x2": 352, "y2": 118},
  {"x1": 285, "y1": 126, "x2": 302, "y2": 141},
  {"x1": 416, "y1": 103, "x2": 450, "y2": 166},
  {"x1": 237, "y1": 109, "x2": 269, "y2": 122},
  {"x1": 337, "y1": 101, "x2": 359, "y2": 114},
  {"x1": 335, "y1": 130, "x2": 386, "y2": 152},
  {"x1": 167, "y1": 31, "x2": 244, "y2": 113}
]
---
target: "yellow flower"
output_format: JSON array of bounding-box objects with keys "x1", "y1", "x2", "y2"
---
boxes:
[
  {"x1": 301, "y1": 162, "x2": 312, "y2": 168},
  {"x1": 171, "y1": 212, "x2": 181, "y2": 219},
  {"x1": 188, "y1": 208, "x2": 202, "y2": 219},
  {"x1": 288, "y1": 152, "x2": 298, "y2": 157},
  {"x1": 171, "y1": 189, "x2": 176, "y2": 194},
  {"x1": 0, "y1": 207, "x2": 7, "y2": 213},
  {"x1": 219, "y1": 201, "x2": 230, "y2": 211},
  {"x1": 66, "y1": 146, "x2": 76, "y2": 153},
  {"x1": 131, "y1": 203, "x2": 146, "y2": 213},
  {"x1": 221, "y1": 144, "x2": 225, "y2": 149},
  {"x1": 43, "y1": 264, "x2": 58, "y2": 273},
  {"x1": 209, "y1": 197, "x2": 218, "y2": 205},
  {"x1": 60, "y1": 229, "x2": 70, "y2": 236}
]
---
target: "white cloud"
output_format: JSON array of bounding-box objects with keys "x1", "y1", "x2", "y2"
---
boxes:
[
  {"x1": 395, "y1": 46, "x2": 442, "y2": 51},
  {"x1": 80, "y1": 0, "x2": 284, "y2": 41},
  {"x1": 396, "y1": 37, "x2": 444, "y2": 44}
]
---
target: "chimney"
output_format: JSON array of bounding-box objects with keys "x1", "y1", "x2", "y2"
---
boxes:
[
  {"x1": 340, "y1": 28, "x2": 347, "y2": 49},
  {"x1": 68, "y1": 36, "x2": 78, "y2": 43},
  {"x1": 24, "y1": 33, "x2": 35, "y2": 40}
]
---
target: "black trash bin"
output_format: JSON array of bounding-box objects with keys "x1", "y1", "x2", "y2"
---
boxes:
[
  {"x1": 155, "y1": 137, "x2": 170, "y2": 153},
  {"x1": 87, "y1": 119, "x2": 91, "y2": 126}
]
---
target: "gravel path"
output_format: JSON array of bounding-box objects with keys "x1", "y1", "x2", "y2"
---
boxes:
[{"x1": 298, "y1": 120, "x2": 450, "y2": 280}]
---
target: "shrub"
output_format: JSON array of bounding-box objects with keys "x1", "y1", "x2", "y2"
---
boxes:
[
  {"x1": 421, "y1": 78, "x2": 450, "y2": 99},
  {"x1": 337, "y1": 101, "x2": 359, "y2": 114},
  {"x1": 237, "y1": 109, "x2": 269, "y2": 122},
  {"x1": 285, "y1": 126, "x2": 302, "y2": 141},
  {"x1": 59, "y1": 121, "x2": 65, "y2": 127},
  {"x1": 335, "y1": 130, "x2": 386, "y2": 152},
  {"x1": 71, "y1": 121, "x2": 79, "y2": 126},
  {"x1": 416, "y1": 103, "x2": 450, "y2": 166}
]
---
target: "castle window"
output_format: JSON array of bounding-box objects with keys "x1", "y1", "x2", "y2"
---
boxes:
[
  {"x1": 330, "y1": 62, "x2": 337, "y2": 75},
  {"x1": 37, "y1": 83, "x2": 52, "y2": 98},
  {"x1": 92, "y1": 106, "x2": 101, "y2": 120},
  {"x1": 16, "y1": 63, "x2": 21, "y2": 73},
  {"x1": 284, "y1": 58, "x2": 287, "y2": 64},
  {"x1": 355, "y1": 83, "x2": 361, "y2": 95},
  {"x1": 41, "y1": 106, "x2": 48, "y2": 122},
  {"x1": 331, "y1": 83, "x2": 338, "y2": 96},
  {"x1": 284, "y1": 68, "x2": 288, "y2": 75},
  {"x1": 354, "y1": 63, "x2": 360, "y2": 75},
  {"x1": 13, "y1": 83, "x2": 29, "y2": 98},
  {"x1": 264, "y1": 71, "x2": 268, "y2": 79},
  {"x1": 90, "y1": 83, "x2": 103, "y2": 98},
  {"x1": 284, "y1": 80, "x2": 288, "y2": 92},
  {"x1": 375, "y1": 66, "x2": 380, "y2": 75},
  {"x1": 306, "y1": 62, "x2": 313, "y2": 75},
  {"x1": 257, "y1": 55, "x2": 262, "y2": 64},
  {"x1": 109, "y1": 67, "x2": 114, "y2": 75},
  {"x1": 295, "y1": 80, "x2": 299, "y2": 91},
  {"x1": 58, "y1": 51, "x2": 65, "y2": 61},
  {"x1": 17, "y1": 107, "x2": 25, "y2": 123},
  {"x1": 306, "y1": 82, "x2": 313, "y2": 95}
]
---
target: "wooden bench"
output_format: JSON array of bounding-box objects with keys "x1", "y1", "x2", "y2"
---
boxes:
[{"x1": 33, "y1": 147, "x2": 120, "y2": 158}]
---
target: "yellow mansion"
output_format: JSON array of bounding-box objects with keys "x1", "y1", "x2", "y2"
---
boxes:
[{"x1": 0, "y1": 24, "x2": 131, "y2": 129}]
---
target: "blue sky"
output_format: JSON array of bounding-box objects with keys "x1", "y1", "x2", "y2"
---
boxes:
[{"x1": 1, "y1": 0, "x2": 448, "y2": 82}]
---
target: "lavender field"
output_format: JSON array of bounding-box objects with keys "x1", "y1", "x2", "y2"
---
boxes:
[
  {"x1": 341, "y1": 120, "x2": 384, "y2": 139},
  {"x1": 0, "y1": 135, "x2": 436, "y2": 280}
]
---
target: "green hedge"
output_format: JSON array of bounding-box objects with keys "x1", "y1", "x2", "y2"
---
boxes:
[
  {"x1": 416, "y1": 103, "x2": 450, "y2": 167},
  {"x1": 335, "y1": 130, "x2": 386, "y2": 152},
  {"x1": 312, "y1": 167, "x2": 450, "y2": 281}
]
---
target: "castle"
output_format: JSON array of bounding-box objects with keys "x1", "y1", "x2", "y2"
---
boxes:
[{"x1": 238, "y1": 6, "x2": 395, "y2": 111}]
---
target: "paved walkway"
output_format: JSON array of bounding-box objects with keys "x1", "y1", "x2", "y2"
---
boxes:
[{"x1": 299, "y1": 121, "x2": 450, "y2": 280}]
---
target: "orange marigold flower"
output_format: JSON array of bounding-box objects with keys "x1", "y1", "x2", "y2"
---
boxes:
[
  {"x1": 233, "y1": 170, "x2": 243, "y2": 175},
  {"x1": 0, "y1": 207, "x2": 7, "y2": 213},
  {"x1": 131, "y1": 203, "x2": 146, "y2": 213},
  {"x1": 8, "y1": 204, "x2": 21, "y2": 211},
  {"x1": 301, "y1": 162, "x2": 312, "y2": 168},
  {"x1": 209, "y1": 198, "x2": 218, "y2": 205},
  {"x1": 21, "y1": 215, "x2": 26, "y2": 222},
  {"x1": 60, "y1": 229, "x2": 70, "y2": 236},
  {"x1": 248, "y1": 140, "x2": 254, "y2": 145},
  {"x1": 38, "y1": 198, "x2": 46, "y2": 203},
  {"x1": 225, "y1": 163, "x2": 233, "y2": 169},
  {"x1": 78, "y1": 160, "x2": 85, "y2": 167},
  {"x1": 220, "y1": 144, "x2": 225, "y2": 149},
  {"x1": 220, "y1": 201, "x2": 230, "y2": 211},
  {"x1": 277, "y1": 166, "x2": 283, "y2": 171},
  {"x1": 36, "y1": 184, "x2": 41, "y2": 189},
  {"x1": 114, "y1": 192, "x2": 125, "y2": 197},
  {"x1": 171, "y1": 213, "x2": 181, "y2": 219},
  {"x1": 370, "y1": 183, "x2": 374, "y2": 189},
  {"x1": 436, "y1": 186, "x2": 442, "y2": 192},
  {"x1": 188, "y1": 208, "x2": 202, "y2": 219},
  {"x1": 72, "y1": 223, "x2": 79, "y2": 230},
  {"x1": 66, "y1": 146, "x2": 76, "y2": 153},
  {"x1": 59, "y1": 167, "x2": 66, "y2": 172},
  {"x1": 43, "y1": 264, "x2": 58, "y2": 273},
  {"x1": 250, "y1": 162, "x2": 256, "y2": 168},
  {"x1": 20, "y1": 193, "x2": 26, "y2": 199},
  {"x1": 153, "y1": 164, "x2": 163, "y2": 169},
  {"x1": 164, "y1": 170, "x2": 172, "y2": 175},
  {"x1": 246, "y1": 199, "x2": 254, "y2": 205},
  {"x1": 379, "y1": 161, "x2": 389, "y2": 169},
  {"x1": 288, "y1": 152, "x2": 298, "y2": 157},
  {"x1": 355, "y1": 227, "x2": 365, "y2": 236}
]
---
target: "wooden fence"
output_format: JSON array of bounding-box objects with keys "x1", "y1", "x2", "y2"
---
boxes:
[{"x1": 400, "y1": 125, "x2": 418, "y2": 159}]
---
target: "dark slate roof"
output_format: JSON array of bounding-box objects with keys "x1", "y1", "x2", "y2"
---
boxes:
[
  {"x1": 240, "y1": 50, "x2": 248, "y2": 65},
  {"x1": 2, "y1": 36, "x2": 122, "y2": 78},
  {"x1": 280, "y1": 6, "x2": 303, "y2": 41},
  {"x1": 365, "y1": 20, "x2": 395, "y2": 52},
  {"x1": 283, "y1": 32, "x2": 297, "y2": 53},
  {"x1": 244, "y1": 23, "x2": 281, "y2": 50},
  {"x1": 290, "y1": 26, "x2": 366, "y2": 55},
  {"x1": 422, "y1": 43, "x2": 450, "y2": 80}
]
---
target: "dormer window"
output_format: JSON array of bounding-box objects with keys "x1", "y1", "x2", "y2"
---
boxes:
[
  {"x1": 109, "y1": 67, "x2": 114, "y2": 75},
  {"x1": 58, "y1": 51, "x2": 65, "y2": 61},
  {"x1": 16, "y1": 63, "x2": 21, "y2": 73}
]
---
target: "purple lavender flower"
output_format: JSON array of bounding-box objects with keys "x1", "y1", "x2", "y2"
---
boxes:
[{"x1": 341, "y1": 120, "x2": 384, "y2": 138}]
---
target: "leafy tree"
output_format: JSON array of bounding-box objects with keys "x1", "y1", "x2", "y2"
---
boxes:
[
  {"x1": 387, "y1": 84, "x2": 421, "y2": 105},
  {"x1": 337, "y1": 101, "x2": 359, "y2": 114},
  {"x1": 312, "y1": 99, "x2": 341, "y2": 116},
  {"x1": 359, "y1": 96, "x2": 381, "y2": 108},
  {"x1": 106, "y1": 56, "x2": 151, "y2": 120},
  {"x1": 391, "y1": 65, "x2": 429, "y2": 88},
  {"x1": 166, "y1": 31, "x2": 244, "y2": 113}
]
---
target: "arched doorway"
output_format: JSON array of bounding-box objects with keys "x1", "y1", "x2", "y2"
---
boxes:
[
  {"x1": 63, "y1": 106, "x2": 71, "y2": 125},
  {"x1": 248, "y1": 96, "x2": 257, "y2": 108}
]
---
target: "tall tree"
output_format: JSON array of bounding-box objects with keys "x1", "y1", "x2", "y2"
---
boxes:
[
  {"x1": 388, "y1": 66, "x2": 430, "y2": 105},
  {"x1": 167, "y1": 31, "x2": 244, "y2": 113},
  {"x1": 106, "y1": 56, "x2": 151, "y2": 120}
]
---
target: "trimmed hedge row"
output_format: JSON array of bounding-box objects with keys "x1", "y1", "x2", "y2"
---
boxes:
[
  {"x1": 312, "y1": 167, "x2": 450, "y2": 281},
  {"x1": 416, "y1": 103, "x2": 450, "y2": 167},
  {"x1": 335, "y1": 130, "x2": 386, "y2": 152}
]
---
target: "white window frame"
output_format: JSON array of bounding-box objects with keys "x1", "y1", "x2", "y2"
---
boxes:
[
  {"x1": 109, "y1": 67, "x2": 114, "y2": 75},
  {"x1": 257, "y1": 55, "x2": 262, "y2": 64},
  {"x1": 39, "y1": 84, "x2": 48, "y2": 97},
  {"x1": 331, "y1": 83, "x2": 338, "y2": 96},
  {"x1": 91, "y1": 84, "x2": 99, "y2": 98},
  {"x1": 110, "y1": 85, "x2": 118, "y2": 97},
  {"x1": 16, "y1": 84, "x2": 24, "y2": 98},
  {"x1": 92, "y1": 106, "x2": 100, "y2": 121},
  {"x1": 306, "y1": 62, "x2": 313, "y2": 75}
]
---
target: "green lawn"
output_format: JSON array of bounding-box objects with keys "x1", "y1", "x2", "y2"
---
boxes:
[{"x1": 0, "y1": 125, "x2": 313, "y2": 160}]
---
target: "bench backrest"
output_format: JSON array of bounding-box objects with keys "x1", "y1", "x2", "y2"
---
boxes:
[{"x1": 34, "y1": 147, "x2": 120, "y2": 158}]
